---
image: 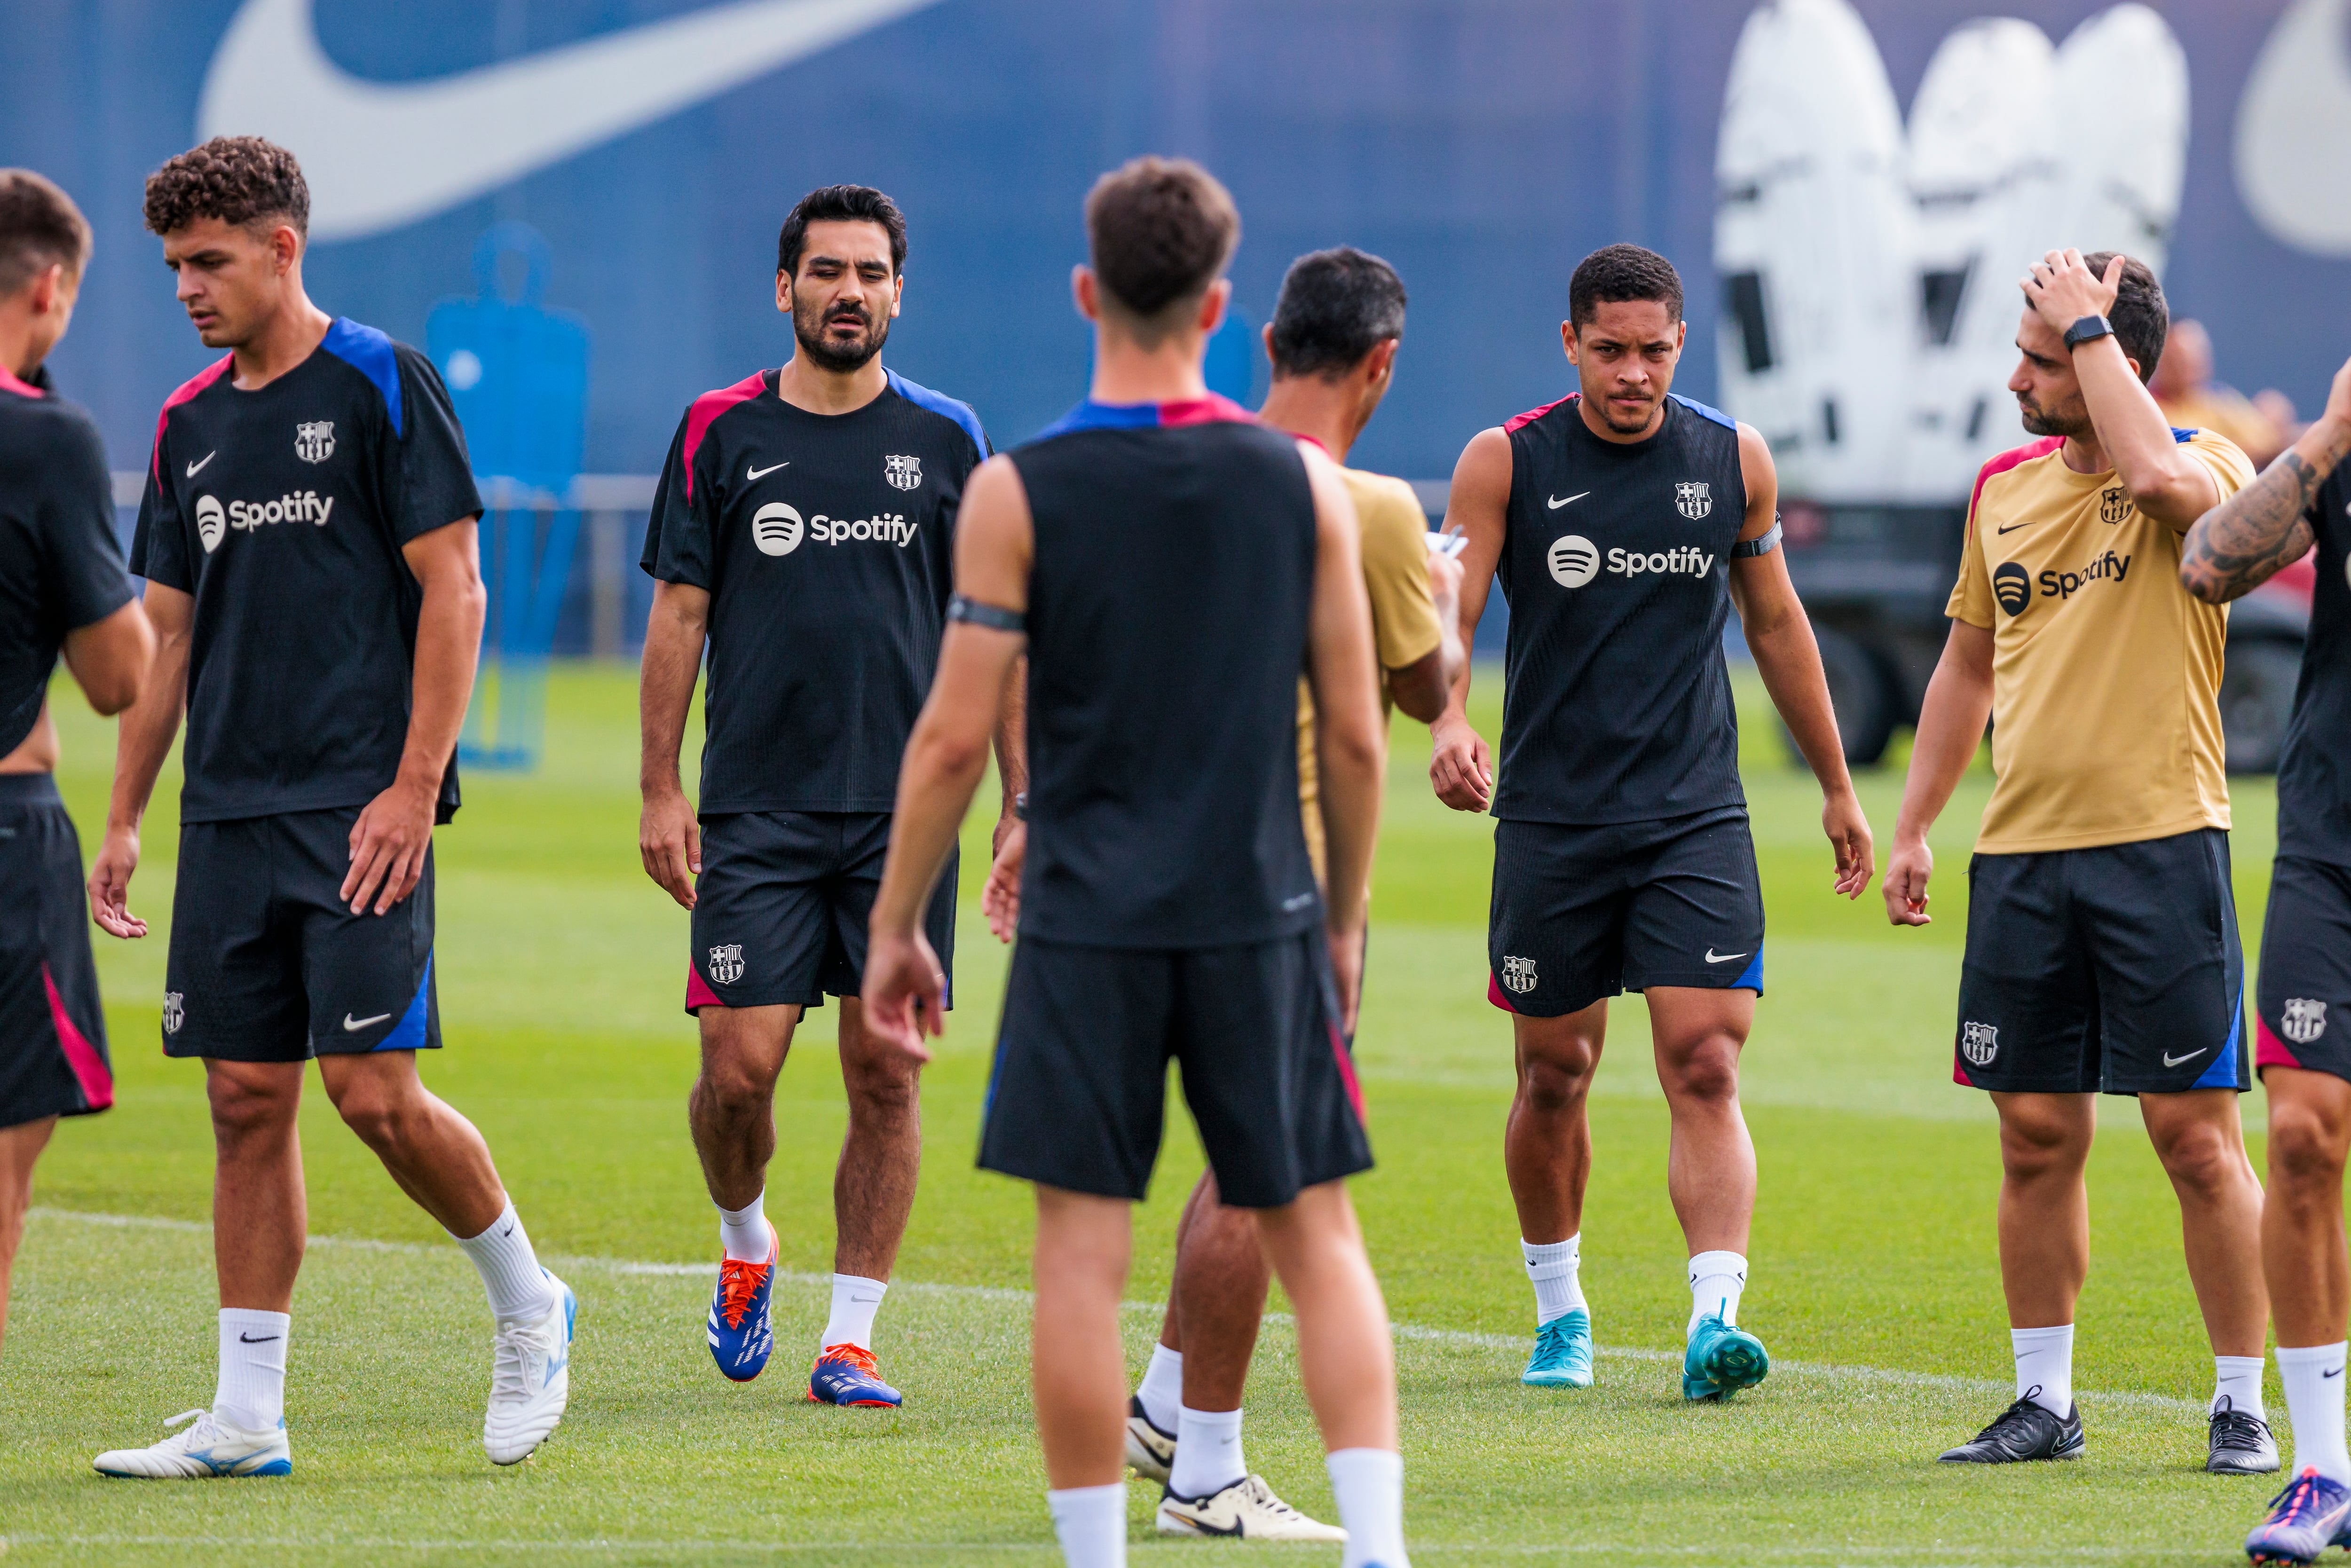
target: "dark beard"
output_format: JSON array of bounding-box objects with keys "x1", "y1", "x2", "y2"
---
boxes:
[
  {"x1": 796, "y1": 301, "x2": 889, "y2": 373},
  {"x1": 2017, "y1": 396, "x2": 2087, "y2": 439}
]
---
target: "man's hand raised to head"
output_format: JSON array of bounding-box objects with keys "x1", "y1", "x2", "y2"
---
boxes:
[{"x1": 2022, "y1": 248, "x2": 2122, "y2": 337}]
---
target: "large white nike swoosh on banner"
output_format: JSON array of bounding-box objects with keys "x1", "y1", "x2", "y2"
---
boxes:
[
  {"x1": 2234, "y1": 0, "x2": 2351, "y2": 256},
  {"x1": 198, "y1": 0, "x2": 945, "y2": 242}
]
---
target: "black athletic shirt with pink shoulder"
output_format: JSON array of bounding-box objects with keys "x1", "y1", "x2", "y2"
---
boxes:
[{"x1": 2279, "y1": 465, "x2": 2351, "y2": 867}]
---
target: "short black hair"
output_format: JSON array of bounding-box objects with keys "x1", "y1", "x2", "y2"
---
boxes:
[
  {"x1": 1267, "y1": 247, "x2": 1407, "y2": 381},
  {"x1": 2079, "y1": 250, "x2": 2166, "y2": 384},
  {"x1": 777, "y1": 185, "x2": 907, "y2": 277},
  {"x1": 1568, "y1": 243, "x2": 1684, "y2": 329},
  {"x1": 143, "y1": 136, "x2": 308, "y2": 239},
  {"x1": 1084, "y1": 157, "x2": 1241, "y2": 333},
  {"x1": 0, "y1": 169, "x2": 92, "y2": 296}
]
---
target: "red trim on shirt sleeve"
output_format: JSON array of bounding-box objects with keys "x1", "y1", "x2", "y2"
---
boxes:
[
  {"x1": 1158, "y1": 393, "x2": 1257, "y2": 427},
  {"x1": 1503, "y1": 392, "x2": 1579, "y2": 436},
  {"x1": 681, "y1": 370, "x2": 769, "y2": 502},
  {"x1": 149, "y1": 355, "x2": 234, "y2": 494},
  {"x1": 1964, "y1": 435, "x2": 2065, "y2": 541}
]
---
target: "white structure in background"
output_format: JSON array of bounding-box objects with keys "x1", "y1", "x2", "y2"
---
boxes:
[{"x1": 2235, "y1": 0, "x2": 2351, "y2": 257}]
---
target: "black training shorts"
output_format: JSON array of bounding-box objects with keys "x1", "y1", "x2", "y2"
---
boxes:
[
  {"x1": 0, "y1": 775, "x2": 111, "y2": 1127},
  {"x1": 1487, "y1": 806, "x2": 1765, "y2": 1018},
  {"x1": 686, "y1": 811, "x2": 954, "y2": 1013},
  {"x1": 1954, "y1": 828, "x2": 2247, "y2": 1095},
  {"x1": 164, "y1": 808, "x2": 439, "y2": 1062},
  {"x1": 2256, "y1": 855, "x2": 2351, "y2": 1083},
  {"x1": 978, "y1": 931, "x2": 1371, "y2": 1208}
]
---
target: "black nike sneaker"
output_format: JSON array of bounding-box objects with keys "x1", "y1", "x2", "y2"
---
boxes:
[
  {"x1": 1938, "y1": 1388, "x2": 2086, "y2": 1463},
  {"x1": 2210, "y1": 1396, "x2": 2282, "y2": 1475}
]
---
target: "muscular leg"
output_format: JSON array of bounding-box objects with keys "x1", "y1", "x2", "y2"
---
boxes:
[
  {"x1": 0, "y1": 1116, "x2": 55, "y2": 1352},
  {"x1": 317, "y1": 1052, "x2": 509, "y2": 1237},
  {"x1": 207, "y1": 1060, "x2": 308, "y2": 1312},
  {"x1": 688, "y1": 1003, "x2": 799, "y2": 1212},
  {"x1": 1644, "y1": 987, "x2": 1756, "y2": 1255},
  {"x1": 2265, "y1": 1069, "x2": 2351, "y2": 1349},
  {"x1": 1033, "y1": 1185, "x2": 1134, "y2": 1489},
  {"x1": 1988, "y1": 1092, "x2": 2096, "y2": 1329},
  {"x1": 2140, "y1": 1087, "x2": 2270, "y2": 1359},
  {"x1": 1504, "y1": 1001, "x2": 1606, "y2": 1245},
  {"x1": 832, "y1": 997, "x2": 921, "y2": 1279},
  {"x1": 1167, "y1": 1169, "x2": 1271, "y2": 1412},
  {"x1": 1253, "y1": 1181, "x2": 1396, "y2": 1453}
]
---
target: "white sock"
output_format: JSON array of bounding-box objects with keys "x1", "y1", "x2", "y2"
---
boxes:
[
  {"x1": 2215, "y1": 1354, "x2": 2268, "y2": 1422},
  {"x1": 2278, "y1": 1342, "x2": 2351, "y2": 1484},
  {"x1": 452, "y1": 1201, "x2": 558, "y2": 1324},
  {"x1": 1687, "y1": 1251, "x2": 1746, "y2": 1336},
  {"x1": 1522, "y1": 1235, "x2": 1586, "y2": 1325},
  {"x1": 1169, "y1": 1404, "x2": 1245, "y2": 1499},
  {"x1": 820, "y1": 1273, "x2": 887, "y2": 1351},
  {"x1": 1046, "y1": 1480, "x2": 1127, "y2": 1568},
  {"x1": 214, "y1": 1308, "x2": 289, "y2": 1432},
  {"x1": 2012, "y1": 1324, "x2": 2075, "y2": 1416},
  {"x1": 718, "y1": 1192, "x2": 770, "y2": 1264},
  {"x1": 1136, "y1": 1343, "x2": 1183, "y2": 1435},
  {"x1": 1327, "y1": 1447, "x2": 1408, "y2": 1568}
]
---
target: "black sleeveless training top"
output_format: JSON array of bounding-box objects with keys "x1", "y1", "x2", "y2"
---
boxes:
[
  {"x1": 1494, "y1": 391, "x2": 1749, "y2": 825},
  {"x1": 1008, "y1": 395, "x2": 1324, "y2": 949},
  {"x1": 2278, "y1": 465, "x2": 2351, "y2": 869}
]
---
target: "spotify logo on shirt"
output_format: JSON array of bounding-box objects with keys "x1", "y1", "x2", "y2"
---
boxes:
[
  {"x1": 752, "y1": 502, "x2": 805, "y2": 556},
  {"x1": 196, "y1": 495, "x2": 226, "y2": 553},
  {"x1": 1548, "y1": 534, "x2": 1599, "y2": 588}
]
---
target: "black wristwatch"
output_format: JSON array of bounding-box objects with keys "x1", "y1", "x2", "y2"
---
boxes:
[
  {"x1": 1012, "y1": 791, "x2": 1027, "y2": 821},
  {"x1": 2063, "y1": 314, "x2": 2114, "y2": 351}
]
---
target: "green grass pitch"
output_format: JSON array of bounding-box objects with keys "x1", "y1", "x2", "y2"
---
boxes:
[{"x1": 0, "y1": 663, "x2": 2294, "y2": 1565}]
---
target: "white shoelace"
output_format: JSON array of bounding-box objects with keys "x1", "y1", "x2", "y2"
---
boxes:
[
  {"x1": 490, "y1": 1313, "x2": 559, "y2": 1404},
  {"x1": 1240, "y1": 1477, "x2": 1306, "y2": 1520}
]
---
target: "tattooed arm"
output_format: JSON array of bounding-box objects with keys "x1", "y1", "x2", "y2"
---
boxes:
[{"x1": 2181, "y1": 354, "x2": 2351, "y2": 604}]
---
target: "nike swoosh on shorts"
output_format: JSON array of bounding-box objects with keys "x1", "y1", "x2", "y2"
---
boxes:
[
  {"x1": 342, "y1": 1012, "x2": 392, "y2": 1032},
  {"x1": 2162, "y1": 1047, "x2": 2210, "y2": 1068},
  {"x1": 1704, "y1": 949, "x2": 1748, "y2": 964}
]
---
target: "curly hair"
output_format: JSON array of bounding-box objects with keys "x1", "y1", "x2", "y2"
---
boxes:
[
  {"x1": 1568, "y1": 243, "x2": 1684, "y2": 329},
  {"x1": 0, "y1": 169, "x2": 92, "y2": 296},
  {"x1": 142, "y1": 136, "x2": 309, "y2": 239}
]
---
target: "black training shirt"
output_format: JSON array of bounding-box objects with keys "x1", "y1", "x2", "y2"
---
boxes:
[
  {"x1": 131, "y1": 319, "x2": 481, "y2": 823},
  {"x1": 2278, "y1": 464, "x2": 2351, "y2": 868},
  {"x1": 641, "y1": 368, "x2": 986, "y2": 814},
  {"x1": 0, "y1": 363, "x2": 135, "y2": 757}
]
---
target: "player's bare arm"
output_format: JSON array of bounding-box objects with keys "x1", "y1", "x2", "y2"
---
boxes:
[
  {"x1": 865, "y1": 453, "x2": 1030, "y2": 1062},
  {"x1": 1881, "y1": 620, "x2": 1994, "y2": 928},
  {"x1": 1429, "y1": 426, "x2": 1508, "y2": 811},
  {"x1": 1300, "y1": 443, "x2": 1384, "y2": 1032},
  {"x1": 2022, "y1": 249, "x2": 2217, "y2": 531},
  {"x1": 3, "y1": 600, "x2": 156, "y2": 777},
  {"x1": 2181, "y1": 353, "x2": 2351, "y2": 603},
  {"x1": 637, "y1": 579, "x2": 710, "y2": 910},
  {"x1": 1385, "y1": 544, "x2": 1466, "y2": 723},
  {"x1": 89, "y1": 583, "x2": 193, "y2": 940},
  {"x1": 341, "y1": 516, "x2": 487, "y2": 918},
  {"x1": 1726, "y1": 422, "x2": 1872, "y2": 898},
  {"x1": 992, "y1": 656, "x2": 1027, "y2": 857}
]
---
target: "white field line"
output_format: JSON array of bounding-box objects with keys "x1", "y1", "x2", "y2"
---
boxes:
[{"x1": 27, "y1": 1206, "x2": 2204, "y2": 1414}]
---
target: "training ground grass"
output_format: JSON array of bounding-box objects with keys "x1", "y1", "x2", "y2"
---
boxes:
[{"x1": 0, "y1": 663, "x2": 2294, "y2": 1565}]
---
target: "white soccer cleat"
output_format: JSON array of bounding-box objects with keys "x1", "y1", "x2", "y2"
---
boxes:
[
  {"x1": 1156, "y1": 1473, "x2": 1349, "y2": 1541},
  {"x1": 483, "y1": 1270, "x2": 576, "y2": 1465},
  {"x1": 93, "y1": 1408, "x2": 292, "y2": 1478},
  {"x1": 1124, "y1": 1396, "x2": 1176, "y2": 1483}
]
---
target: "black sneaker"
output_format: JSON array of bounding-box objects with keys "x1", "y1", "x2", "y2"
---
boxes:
[
  {"x1": 1939, "y1": 1388, "x2": 2086, "y2": 1463},
  {"x1": 2210, "y1": 1396, "x2": 2282, "y2": 1475}
]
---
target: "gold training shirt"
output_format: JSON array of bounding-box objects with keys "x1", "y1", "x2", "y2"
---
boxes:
[{"x1": 1946, "y1": 428, "x2": 2253, "y2": 854}]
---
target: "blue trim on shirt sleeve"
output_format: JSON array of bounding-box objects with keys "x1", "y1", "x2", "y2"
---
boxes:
[
  {"x1": 1032, "y1": 399, "x2": 1163, "y2": 441},
  {"x1": 373, "y1": 953, "x2": 434, "y2": 1053},
  {"x1": 320, "y1": 318, "x2": 405, "y2": 438},
  {"x1": 1669, "y1": 393, "x2": 1739, "y2": 431},
  {"x1": 2192, "y1": 982, "x2": 2246, "y2": 1090},
  {"x1": 2172, "y1": 427, "x2": 2198, "y2": 445},
  {"x1": 887, "y1": 368, "x2": 989, "y2": 459},
  {"x1": 1732, "y1": 945, "x2": 1764, "y2": 995}
]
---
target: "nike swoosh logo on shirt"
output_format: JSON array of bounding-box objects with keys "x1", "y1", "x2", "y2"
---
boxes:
[
  {"x1": 1704, "y1": 949, "x2": 1749, "y2": 964},
  {"x1": 198, "y1": 0, "x2": 946, "y2": 241},
  {"x1": 1995, "y1": 520, "x2": 2040, "y2": 535},
  {"x1": 342, "y1": 1012, "x2": 392, "y2": 1032},
  {"x1": 2162, "y1": 1047, "x2": 2210, "y2": 1068},
  {"x1": 1547, "y1": 492, "x2": 1590, "y2": 510},
  {"x1": 746, "y1": 461, "x2": 790, "y2": 481},
  {"x1": 185, "y1": 451, "x2": 216, "y2": 478}
]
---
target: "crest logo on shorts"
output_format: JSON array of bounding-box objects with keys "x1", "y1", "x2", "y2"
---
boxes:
[
  {"x1": 708, "y1": 945, "x2": 744, "y2": 986},
  {"x1": 2282, "y1": 998, "x2": 2330, "y2": 1046},
  {"x1": 884, "y1": 454, "x2": 922, "y2": 491},
  {"x1": 1675, "y1": 481, "x2": 1712, "y2": 520},
  {"x1": 2099, "y1": 486, "x2": 2132, "y2": 524},
  {"x1": 1961, "y1": 1021, "x2": 1999, "y2": 1066},
  {"x1": 162, "y1": 991, "x2": 184, "y2": 1034},
  {"x1": 1501, "y1": 955, "x2": 1538, "y2": 994},
  {"x1": 195, "y1": 495, "x2": 226, "y2": 553},
  {"x1": 294, "y1": 421, "x2": 335, "y2": 464}
]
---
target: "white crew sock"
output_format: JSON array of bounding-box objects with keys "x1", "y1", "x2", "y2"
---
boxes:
[
  {"x1": 452, "y1": 1201, "x2": 559, "y2": 1324},
  {"x1": 820, "y1": 1274, "x2": 887, "y2": 1351},
  {"x1": 2012, "y1": 1324, "x2": 2075, "y2": 1416},
  {"x1": 1047, "y1": 1480, "x2": 1127, "y2": 1568},
  {"x1": 1327, "y1": 1447, "x2": 1409, "y2": 1568},
  {"x1": 1169, "y1": 1404, "x2": 1246, "y2": 1499},
  {"x1": 2278, "y1": 1343, "x2": 2351, "y2": 1484},
  {"x1": 1687, "y1": 1251, "x2": 1746, "y2": 1337},
  {"x1": 1522, "y1": 1234, "x2": 1587, "y2": 1325},
  {"x1": 214, "y1": 1308, "x2": 289, "y2": 1432},
  {"x1": 2215, "y1": 1355, "x2": 2268, "y2": 1422},
  {"x1": 1136, "y1": 1343, "x2": 1183, "y2": 1435},
  {"x1": 718, "y1": 1191, "x2": 770, "y2": 1264}
]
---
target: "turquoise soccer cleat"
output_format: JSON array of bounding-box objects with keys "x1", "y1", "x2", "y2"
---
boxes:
[
  {"x1": 1682, "y1": 1310, "x2": 1769, "y2": 1401},
  {"x1": 1521, "y1": 1308, "x2": 1594, "y2": 1388}
]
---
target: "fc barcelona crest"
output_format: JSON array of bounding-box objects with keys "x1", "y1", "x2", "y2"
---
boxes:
[
  {"x1": 1501, "y1": 955, "x2": 1538, "y2": 994},
  {"x1": 884, "y1": 453, "x2": 922, "y2": 491},
  {"x1": 1675, "y1": 481, "x2": 1712, "y2": 520},
  {"x1": 2282, "y1": 998, "x2": 2329, "y2": 1046},
  {"x1": 294, "y1": 421, "x2": 335, "y2": 463},
  {"x1": 708, "y1": 944, "x2": 744, "y2": 986}
]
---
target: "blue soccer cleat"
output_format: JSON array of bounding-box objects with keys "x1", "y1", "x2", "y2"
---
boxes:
[
  {"x1": 706, "y1": 1223, "x2": 777, "y2": 1382},
  {"x1": 808, "y1": 1343, "x2": 903, "y2": 1407},
  {"x1": 2248, "y1": 1468, "x2": 2351, "y2": 1564},
  {"x1": 1682, "y1": 1310, "x2": 1769, "y2": 1401},
  {"x1": 1521, "y1": 1308, "x2": 1594, "y2": 1388}
]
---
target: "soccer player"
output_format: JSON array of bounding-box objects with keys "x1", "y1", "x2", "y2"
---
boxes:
[
  {"x1": 1884, "y1": 250, "x2": 2271, "y2": 1472},
  {"x1": 638, "y1": 184, "x2": 994, "y2": 1408},
  {"x1": 1431, "y1": 244, "x2": 1871, "y2": 1400},
  {"x1": 866, "y1": 158, "x2": 1411, "y2": 1568},
  {"x1": 2175, "y1": 351, "x2": 2351, "y2": 1559},
  {"x1": 87, "y1": 137, "x2": 573, "y2": 1476},
  {"x1": 0, "y1": 170, "x2": 154, "y2": 1355}
]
